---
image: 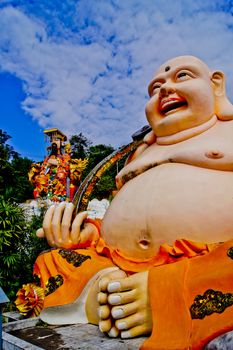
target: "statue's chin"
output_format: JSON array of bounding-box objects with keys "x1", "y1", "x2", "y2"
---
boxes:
[{"x1": 156, "y1": 115, "x2": 217, "y2": 145}]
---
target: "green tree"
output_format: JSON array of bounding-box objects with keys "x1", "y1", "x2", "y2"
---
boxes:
[
  {"x1": 82, "y1": 144, "x2": 126, "y2": 200},
  {"x1": 0, "y1": 196, "x2": 27, "y2": 299},
  {"x1": 0, "y1": 196, "x2": 49, "y2": 302},
  {"x1": 83, "y1": 144, "x2": 115, "y2": 178},
  {"x1": 0, "y1": 130, "x2": 17, "y2": 197},
  {"x1": 0, "y1": 130, "x2": 33, "y2": 202},
  {"x1": 10, "y1": 155, "x2": 34, "y2": 202},
  {"x1": 69, "y1": 133, "x2": 92, "y2": 159},
  {"x1": 90, "y1": 152, "x2": 128, "y2": 200}
]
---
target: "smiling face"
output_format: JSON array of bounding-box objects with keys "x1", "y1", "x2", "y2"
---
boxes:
[{"x1": 145, "y1": 56, "x2": 215, "y2": 137}]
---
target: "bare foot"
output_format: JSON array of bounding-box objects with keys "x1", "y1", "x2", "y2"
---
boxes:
[
  {"x1": 107, "y1": 271, "x2": 152, "y2": 338},
  {"x1": 97, "y1": 269, "x2": 127, "y2": 337}
]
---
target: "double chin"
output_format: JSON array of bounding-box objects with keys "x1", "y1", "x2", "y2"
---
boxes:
[{"x1": 156, "y1": 114, "x2": 217, "y2": 145}]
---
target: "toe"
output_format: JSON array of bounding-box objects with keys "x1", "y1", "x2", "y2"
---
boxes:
[
  {"x1": 108, "y1": 326, "x2": 120, "y2": 338},
  {"x1": 108, "y1": 289, "x2": 136, "y2": 305},
  {"x1": 121, "y1": 324, "x2": 152, "y2": 338},
  {"x1": 99, "y1": 269, "x2": 127, "y2": 292},
  {"x1": 97, "y1": 291, "x2": 108, "y2": 304},
  {"x1": 115, "y1": 312, "x2": 144, "y2": 331},
  {"x1": 99, "y1": 319, "x2": 112, "y2": 333},
  {"x1": 99, "y1": 277, "x2": 110, "y2": 292},
  {"x1": 98, "y1": 305, "x2": 111, "y2": 319},
  {"x1": 111, "y1": 301, "x2": 137, "y2": 319},
  {"x1": 111, "y1": 307, "x2": 124, "y2": 319}
]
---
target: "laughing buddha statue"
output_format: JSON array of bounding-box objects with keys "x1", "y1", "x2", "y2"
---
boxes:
[{"x1": 35, "y1": 56, "x2": 233, "y2": 350}]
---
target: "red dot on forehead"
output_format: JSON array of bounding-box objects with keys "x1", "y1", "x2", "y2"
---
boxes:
[{"x1": 165, "y1": 66, "x2": 170, "y2": 72}]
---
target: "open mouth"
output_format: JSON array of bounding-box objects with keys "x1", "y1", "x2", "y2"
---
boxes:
[{"x1": 160, "y1": 97, "x2": 187, "y2": 115}]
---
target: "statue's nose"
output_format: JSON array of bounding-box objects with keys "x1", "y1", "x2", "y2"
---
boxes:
[{"x1": 160, "y1": 84, "x2": 175, "y2": 96}]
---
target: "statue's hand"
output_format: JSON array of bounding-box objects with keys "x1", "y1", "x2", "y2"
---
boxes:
[{"x1": 36, "y1": 202, "x2": 98, "y2": 249}]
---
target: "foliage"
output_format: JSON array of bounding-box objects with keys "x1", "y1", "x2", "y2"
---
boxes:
[
  {"x1": 69, "y1": 134, "x2": 119, "y2": 199},
  {"x1": 0, "y1": 196, "x2": 50, "y2": 302},
  {"x1": 89, "y1": 150, "x2": 129, "y2": 201},
  {"x1": 0, "y1": 130, "x2": 17, "y2": 196},
  {"x1": 0, "y1": 129, "x2": 34, "y2": 202},
  {"x1": 82, "y1": 144, "x2": 116, "y2": 199},
  {"x1": 82, "y1": 144, "x2": 115, "y2": 178},
  {"x1": 69, "y1": 132, "x2": 92, "y2": 159},
  {"x1": 0, "y1": 196, "x2": 25, "y2": 251},
  {"x1": 10, "y1": 155, "x2": 34, "y2": 202}
]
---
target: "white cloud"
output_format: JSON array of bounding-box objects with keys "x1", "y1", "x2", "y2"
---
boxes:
[{"x1": 0, "y1": 1, "x2": 233, "y2": 147}]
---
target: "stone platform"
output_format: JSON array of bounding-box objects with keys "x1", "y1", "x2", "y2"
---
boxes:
[
  {"x1": 2, "y1": 316, "x2": 233, "y2": 350},
  {"x1": 3, "y1": 318, "x2": 145, "y2": 350}
]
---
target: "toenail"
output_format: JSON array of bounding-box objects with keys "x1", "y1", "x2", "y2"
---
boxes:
[
  {"x1": 121, "y1": 330, "x2": 131, "y2": 338},
  {"x1": 108, "y1": 327, "x2": 119, "y2": 338},
  {"x1": 112, "y1": 308, "x2": 124, "y2": 319},
  {"x1": 108, "y1": 281, "x2": 121, "y2": 292},
  {"x1": 117, "y1": 321, "x2": 127, "y2": 330},
  {"x1": 108, "y1": 295, "x2": 121, "y2": 305}
]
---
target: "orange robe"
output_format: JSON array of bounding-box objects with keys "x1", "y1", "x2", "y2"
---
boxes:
[
  {"x1": 142, "y1": 239, "x2": 233, "y2": 350},
  {"x1": 34, "y1": 227, "x2": 233, "y2": 349}
]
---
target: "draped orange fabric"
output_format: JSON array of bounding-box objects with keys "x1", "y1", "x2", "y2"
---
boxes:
[
  {"x1": 141, "y1": 239, "x2": 233, "y2": 350},
  {"x1": 34, "y1": 234, "x2": 216, "y2": 309},
  {"x1": 34, "y1": 248, "x2": 115, "y2": 309},
  {"x1": 96, "y1": 237, "x2": 216, "y2": 273}
]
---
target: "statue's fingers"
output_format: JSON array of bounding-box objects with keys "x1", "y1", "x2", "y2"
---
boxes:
[
  {"x1": 43, "y1": 204, "x2": 56, "y2": 246},
  {"x1": 36, "y1": 227, "x2": 45, "y2": 238},
  {"x1": 52, "y1": 202, "x2": 66, "y2": 246},
  {"x1": 79, "y1": 223, "x2": 97, "y2": 243},
  {"x1": 70, "y1": 211, "x2": 88, "y2": 244},
  {"x1": 61, "y1": 202, "x2": 74, "y2": 242}
]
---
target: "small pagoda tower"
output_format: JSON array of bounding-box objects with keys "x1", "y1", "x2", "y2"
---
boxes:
[{"x1": 43, "y1": 128, "x2": 68, "y2": 156}]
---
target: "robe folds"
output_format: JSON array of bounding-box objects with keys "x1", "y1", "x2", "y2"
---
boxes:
[
  {"x1": 142, "y1": 238, "x2": 233, "y2": 350},
  {"x1": 34, "y1": 223, "x2": 233, "y2": 350}
]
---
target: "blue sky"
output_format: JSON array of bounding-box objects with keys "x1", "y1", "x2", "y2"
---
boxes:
[{"x1": 1, "y1": 0, "x2": 233, "y2": 161}]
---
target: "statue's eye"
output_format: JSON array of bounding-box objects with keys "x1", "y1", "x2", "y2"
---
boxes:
[
  {"x1": 177, "y1": 72, "x2": 187, "y2": 78},
  {"x1": 176, "y1": 70, "x2": 193, "y2": 81},
  {"x1": 150, "y1": 83, "x2": 161, "y2": 95}
]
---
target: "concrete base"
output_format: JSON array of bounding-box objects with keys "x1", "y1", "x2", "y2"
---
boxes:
[
  {"x1": 2, "y1": 315, "x2": 233, "y2": 350},
  {"x1": 3, "y1": 318, "x2": 145, "y2": 350}
]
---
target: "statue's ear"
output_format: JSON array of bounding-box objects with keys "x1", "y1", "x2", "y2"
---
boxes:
[
  {"x1": 211, "y1": 71, "x2": 225, "y2": 97},
  {"x1": 211, "y1": 70, "x2": 233, "y2": 120}
]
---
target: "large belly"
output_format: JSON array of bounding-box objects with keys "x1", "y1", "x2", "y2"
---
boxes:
[{"x1": 101, "y1": 164, "x2": 233, "y2": 259}]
